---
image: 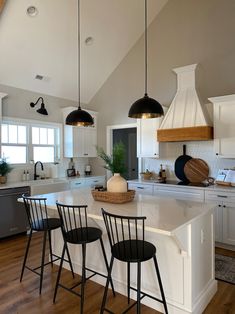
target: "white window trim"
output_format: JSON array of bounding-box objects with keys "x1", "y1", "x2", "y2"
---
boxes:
[{"x1": 0, "y1": 116, "x2": 63, "y2": 166}]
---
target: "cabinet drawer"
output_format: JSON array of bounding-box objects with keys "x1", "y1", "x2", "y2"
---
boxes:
[
  {"x1": 205, "y1": 190, "x2": 235, "y2": 204},
  {"x1": 70, "y1": 180, "x2": 85, "y2": 189},
  {"x1": 153, "y1": 185, "x2": 204, "y2": 201},
  {"x1": 86, "y1": 177, "x2": 105, "y2": 188},
  {"x1": 128, "y1": 183, "x2": 153, "y2": 195}
]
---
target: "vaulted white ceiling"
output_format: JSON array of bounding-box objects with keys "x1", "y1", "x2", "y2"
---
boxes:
[{"x1": 0, "y1": 0, "x2": 168, "y2": 103}]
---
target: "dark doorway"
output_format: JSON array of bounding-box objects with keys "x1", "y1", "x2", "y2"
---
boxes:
[{"x1": 113, "y1": 128, "x2": 138, "y2": 180}]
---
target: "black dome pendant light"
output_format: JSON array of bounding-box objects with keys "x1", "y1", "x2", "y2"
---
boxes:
[
  {"x1": 66, "y1": 0, "x2": 94, "y2": 126},
  {"x1": 128, "y1": 0, "x2": 164, "y2": 119}
]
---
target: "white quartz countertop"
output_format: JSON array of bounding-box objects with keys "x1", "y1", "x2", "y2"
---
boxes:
[
  {"x1": 0, "y1": 175, "x2": 104, "y2": 190},
  {"x1": 128, "y1": 178, "x2": 235, "y2": 192},
  {"x1": 30, "y1": 188, "x2": 215, "y2": 236}
]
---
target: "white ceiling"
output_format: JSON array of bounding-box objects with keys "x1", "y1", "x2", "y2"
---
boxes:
[{"x1": 0, "y1": 0, "x2": 168, "y2": 104}]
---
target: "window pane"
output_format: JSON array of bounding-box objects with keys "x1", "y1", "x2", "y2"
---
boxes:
[
  {"x1": 9, "y1": 125, "x2": 17, "y2": 143},
  {"x1": 1, "y1": 146, "x2": 26, "y2": 164},
  {"x1": 1, "y1": 124, "x2": 8, "y2": 143},
  {"x1": 18, "y1": 126, "x2": 27, "y2": 144},
  {"x1": 32, "y1": 127, "x2": 39, "y2": 144},
  {"x1": 33, "y1": 146, "x2": 54, "y2": 163},
  {"x1": 48, "y1": 129, "x2": 54, "y2": 145},
  {"x1": 39, "y1": 128, "x2": 47, "y2": 145}
]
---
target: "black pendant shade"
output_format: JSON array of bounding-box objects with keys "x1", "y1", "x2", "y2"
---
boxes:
[
  {"x1": 128, "y1": 0, "x2": 164, "y2": 119},
  {"x1": 128, "y1": 93, "x2": 163, "y2": 119},
  {"x1": 66, "y1": 107, "x2": 94, "y2": 126},
  {"x1": 65, "y1": 0, "x2": 94, "y2": 127}
]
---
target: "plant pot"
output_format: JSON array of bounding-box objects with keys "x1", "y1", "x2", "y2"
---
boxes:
[
  {"x1": 0, "y1": 176, "x2": 7, "y2": 184},
  {"x1": 107, "y1": 173, "x2": 127, "y2": 193}
]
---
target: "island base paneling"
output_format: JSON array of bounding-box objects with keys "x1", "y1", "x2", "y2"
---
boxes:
[{"x1": 51, "y1": 213, "x2": 216, "y2": 314}]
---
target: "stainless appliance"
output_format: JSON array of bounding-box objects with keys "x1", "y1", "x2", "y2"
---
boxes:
[{"x1": 0, "y1": 186, "x2": 30, "y2": 238}]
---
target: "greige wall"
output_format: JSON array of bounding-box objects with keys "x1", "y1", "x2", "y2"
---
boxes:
[
  {"x1": 0, "y1": 84, "x2": 93, "y2": 123},
  {"x1": 89, "y1": 0, "x2": 235, "y2": 151}
]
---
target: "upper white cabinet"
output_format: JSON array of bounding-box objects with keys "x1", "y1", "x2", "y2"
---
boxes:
[
  {"x1": 64, "y1": 125, "x2": 97, "y2": 158},
  {"x1": 62, "y1": 107, "x2": 97, "y2": 158},
  {"x1": 137, "y1": 117, "x2": 163, "y2": 158},
  {"x1": 209, "y1": 94, "x2": 235, "y2": 158}
]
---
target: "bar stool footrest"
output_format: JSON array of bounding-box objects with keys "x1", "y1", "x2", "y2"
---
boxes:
[
  {"x1": 24, "y1": 253, "x2": 62, "y2": 275},
  {"x1": 130, "y1": 286, "x2": 165, "y2": 304},
  {"x1": 58, "y1": 283, "x2": 81, "y2": 297}
]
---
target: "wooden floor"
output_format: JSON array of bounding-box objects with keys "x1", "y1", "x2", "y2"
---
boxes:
[{"x1": 0, "y1": 233, "x2": 235, "y2": 314}]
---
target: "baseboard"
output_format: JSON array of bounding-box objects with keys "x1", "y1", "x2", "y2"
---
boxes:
[
  {"x1": 61, "y1": 260, "x2": 217, "y2": 314},
  {"x1": 192, "y1": 279, "x2": 217, "y2": 314},
  {"x1": 216, "y1": 242, "x2": 235, "y2": 252}
]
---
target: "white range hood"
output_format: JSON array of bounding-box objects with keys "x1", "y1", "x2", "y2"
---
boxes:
[{"x1": 157, "y1": 64, "x2": 213, "y2": 142}]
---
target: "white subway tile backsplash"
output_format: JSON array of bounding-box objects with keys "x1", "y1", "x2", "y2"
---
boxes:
[{"x1": 143, "y1": 141, "x2": 235, "y2": 180}]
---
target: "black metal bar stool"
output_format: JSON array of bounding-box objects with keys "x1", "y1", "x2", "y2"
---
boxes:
[
  {"x1": 20, "y1": 194, "x2": 74, "y2": 294},
  {"x1": 54, "y1": 202, "x2": 115, "y2": 314},
  {"x1": 100, "y1": 208, "x2": 168, "y2": 314}
]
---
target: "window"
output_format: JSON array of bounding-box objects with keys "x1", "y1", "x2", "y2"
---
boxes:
[
  {"x1": 0, "y1": 120, "x2": 61, "y2": 164},
  {"x1": 32, "y1": 127, "x2": 56, "y2": 163},
  {"x1": 1, "y1": 123, "x2": 27, "y2": 164}
]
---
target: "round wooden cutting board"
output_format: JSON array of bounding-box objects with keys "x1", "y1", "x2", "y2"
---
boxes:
[{"x1": 184, "y1": 158, "x2": 209, "y2": 183}]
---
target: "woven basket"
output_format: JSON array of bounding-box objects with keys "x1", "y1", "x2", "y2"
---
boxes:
[
  {"x1": 140, "y1": 172, "x2": 152, "y2": 180},
  {"x1": 91, "y1": 189, "x2": 135, "y2": 204}
]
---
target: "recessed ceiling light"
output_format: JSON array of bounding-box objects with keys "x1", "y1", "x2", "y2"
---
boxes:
[
  {"x1": 26, "y1": 6, "x2": 38, "y2": 17},
  {"x1": 85, "y1": 37, "x2": 94, "y2": 46}
]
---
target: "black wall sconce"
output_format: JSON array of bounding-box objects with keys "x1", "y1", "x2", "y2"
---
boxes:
[{"x1": 30, "y1": 97, "x2": 48, "y2": 115}]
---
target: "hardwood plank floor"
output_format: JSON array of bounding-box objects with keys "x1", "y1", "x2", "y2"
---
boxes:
[{"x1": 0, "y1": 233, "x2": 234, "y2": 313}]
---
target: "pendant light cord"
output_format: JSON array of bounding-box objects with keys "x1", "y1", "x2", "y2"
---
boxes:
[
  {"x1": 144, "y1": 0, "x2": 148, "y2": 96},
  {"x1": 78, "y1": 0, "x2": 81, "y2": 109}
]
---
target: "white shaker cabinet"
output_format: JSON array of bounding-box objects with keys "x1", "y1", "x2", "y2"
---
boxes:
[
  {"x1": 137, "y1": 117, "x2": 162, "y2": 158},
  {"x1": 62, "y1": 107, "x2": 97, "y2": 158},
  {"x1": 69, "y1": 176, "x2": 105, "y2": 190},
  {"x1": 64, "y1": 126, "x2": 97, "y2": 158},
  {"x1": 205, "y1": 190, "x2": 235, "y2": 245},
  {"x1": 222, "y1": 202, "x2": 235, "y2": 245},
  {"x1": 153, "y1": 185, "x2": 205, "y2": 201},
  {"x1": 128, "y1": 182, "x2": 153, "y2": 195},
  {"x1": 209, "y1": 94, "x2": 235, "y2": 158}
]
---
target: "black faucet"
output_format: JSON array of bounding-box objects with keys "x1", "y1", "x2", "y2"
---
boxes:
[{"x1": 34, "y1": 161, "x2": 44, "y2": 180}]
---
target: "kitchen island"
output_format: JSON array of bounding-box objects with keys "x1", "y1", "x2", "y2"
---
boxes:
[{"x1": 34, "y1": 188, "x2": 217, "y2": 314}]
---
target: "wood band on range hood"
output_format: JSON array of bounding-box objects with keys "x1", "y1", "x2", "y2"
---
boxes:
[
  {"x1": 0, "y1": 0, "x2": 6, "y2": 14},
  {"x1": 157, "y1": 126, "x2": 213, "y2": 142}
]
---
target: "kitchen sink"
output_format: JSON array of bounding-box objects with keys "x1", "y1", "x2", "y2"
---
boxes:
[
  {"x1": 30, "y1": 178, "x2": 69, "y2": 195},
  {"x1": 29, "y1": 178, "x2": 68, "y2": 185}
]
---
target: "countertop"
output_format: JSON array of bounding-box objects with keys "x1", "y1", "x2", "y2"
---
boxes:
[
  {"x1": 128, "y1": 178, "x2": 235, "y2": 193},
  {"x1": 29, "y1": 187, "x2": 215, "y2": 236},
  {"x1": 0, "y1": 175, "x2": 104, "y2": 190}
]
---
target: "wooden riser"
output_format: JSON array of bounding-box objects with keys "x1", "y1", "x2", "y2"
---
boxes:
[
  {"x1": 0, "y1": 0, "x2": 6, "y2": 14},
  {"x1": 157, "y1": 126, "x2": 213, "y2": 142}
]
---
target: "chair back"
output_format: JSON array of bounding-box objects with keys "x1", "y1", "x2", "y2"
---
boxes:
[
  {"x1": 56, "y1": 202, "x2": 88, "y2": 242},
  {"x1": 22, "y1": 194, "x2": 50, "y2": 230},
  {"x1": 101, "y1": 208, "x2": 146, "y2": 248}
]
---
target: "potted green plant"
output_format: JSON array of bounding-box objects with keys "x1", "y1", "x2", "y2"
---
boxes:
[
  {"x1": 0, "y1": 158, "x2": 13, "y2": 184},
  {"x1": 96, "y1": 142, "x2": 127, "y2": 192}
]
